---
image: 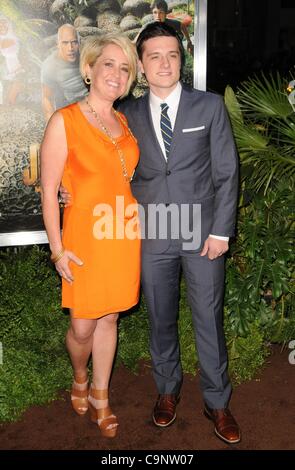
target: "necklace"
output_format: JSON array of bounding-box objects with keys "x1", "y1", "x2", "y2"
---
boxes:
[{"x1": 85, "y1": 98, "x2": 136, "y2": 183}]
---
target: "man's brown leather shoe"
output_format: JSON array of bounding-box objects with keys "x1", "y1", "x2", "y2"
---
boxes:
[
  {"x1": 204, "y1": 404, "x2": 241, "y2": 444},
  {"x1": 153, "y1": 394, "x2": 179, "y2": 427}
]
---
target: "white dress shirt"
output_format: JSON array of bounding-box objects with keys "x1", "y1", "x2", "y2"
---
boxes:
[
  {"x1": 148, "y1": 82, "x2": 229, "y2": 242},
  {"x1": 149, "y1": 82, "x2": 181, "y2": 160}
]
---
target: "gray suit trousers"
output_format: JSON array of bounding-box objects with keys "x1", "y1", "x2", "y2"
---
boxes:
[{"x1": 141, "y1": 240, "x2": 232, "y2": 409}]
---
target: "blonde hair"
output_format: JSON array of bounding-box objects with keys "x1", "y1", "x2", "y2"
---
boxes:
[{"x1": 80, "y1": 33, "x2": 138, "y2": 99}]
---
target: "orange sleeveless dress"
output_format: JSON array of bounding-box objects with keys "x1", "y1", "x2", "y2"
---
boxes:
[{"x1": 59, "y1": 103, "x2": 141, "y2": 318}]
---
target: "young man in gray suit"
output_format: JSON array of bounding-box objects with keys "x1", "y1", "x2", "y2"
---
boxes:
[{"x1": 120, "y1": 22, "x2": 240, "y2": 444}]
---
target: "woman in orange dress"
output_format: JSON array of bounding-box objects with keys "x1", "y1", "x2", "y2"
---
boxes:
[{"x1": 41, "y1": 34, "x2": 140, "y2": 438}]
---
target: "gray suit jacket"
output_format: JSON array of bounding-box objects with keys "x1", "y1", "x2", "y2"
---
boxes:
[{"x1": 119, "y1": 84, "x2": 239, "y2": 253}]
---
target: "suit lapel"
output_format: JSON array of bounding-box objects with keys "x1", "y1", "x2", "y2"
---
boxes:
[
  {"x1": 140, "y1": 93, "x2": 167, "y2": 166},
  {"x1": 169, "y1": 85, "x2": 194, "y2": 161}
]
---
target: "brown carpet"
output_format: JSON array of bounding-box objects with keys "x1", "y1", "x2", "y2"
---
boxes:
[{"x1": 1, "y1": 344, "x2": 294, "y2": 451}]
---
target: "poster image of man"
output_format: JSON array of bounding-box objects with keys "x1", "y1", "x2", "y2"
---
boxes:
[
  {"x1": 23, "y1": 25, "x2": 88, "y2": 195},
  {"x1": 41, "y1": 24, "x2": 87, "y2": 121},
  {"x1": 23, "y1": 24, "x2": 87, "y2": 193}
]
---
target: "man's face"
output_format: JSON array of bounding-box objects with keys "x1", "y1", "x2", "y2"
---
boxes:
[
  {"x1": 152, "y1": 7, "x2": 166, "y2": 22},
  {"x1": 58, "y1": 27, "x2": 79, "y2": 62},
  {"x1": 139, "y1": 35, "x2": 181, "y2": 98}
]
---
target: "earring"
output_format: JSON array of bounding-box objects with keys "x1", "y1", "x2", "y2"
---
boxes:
[{"x1": 85, "y1": 77, "x2": 91, "y2": 85}]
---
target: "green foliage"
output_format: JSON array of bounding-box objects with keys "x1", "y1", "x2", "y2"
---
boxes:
[
  {"x1": 225, "y1": 184, "x2": 294, "y2": 338},
  {"x1": 0, "y1": 247, "x2": 72, "y2": 422},
  {"x1": 224, "y1": 72, "x2": 294, "y2": 347},
  {"x1": 225, "y1": 74, "x2": 295, "y2": 192},
  {"x1": 237, "y1": 73, "x2": 292, "y2": 119},
  {"x1": 117, "y1": 303, "x2": 150, "y2": 372},
  {"x1": 226, "y1": 319, "x2": 268, "y2": 384},
  {"x1": 179, "y1": 283, "x2": 197, "y2": 375}
]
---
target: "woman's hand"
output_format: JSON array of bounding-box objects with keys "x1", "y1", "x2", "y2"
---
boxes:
[
  {"x1": 54, "y1": 250, "x2": 83, "y2": 284},
  {"x1": 59, "y1": 185, "x2": 72, "y2": 207}
]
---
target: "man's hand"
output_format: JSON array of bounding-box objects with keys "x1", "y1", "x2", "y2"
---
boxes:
[
  {"x1": 59, "y1": 184, "x2": 72, "y2": 207},
  {"x1": 200, "y1": 237, "x2": 229, "y2": 260}
]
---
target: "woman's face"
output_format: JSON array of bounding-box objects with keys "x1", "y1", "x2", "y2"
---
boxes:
[
  {"x1": 86, "y1": 43, "x2": 130, "y2": 102},
  {"x1": 0, "y1": 19, "x2": 9, "y2": 36}
]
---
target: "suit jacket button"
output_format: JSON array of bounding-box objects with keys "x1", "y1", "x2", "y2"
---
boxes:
[{"x1": 166, "y1": 170, "x2": 171, "y2": 175}]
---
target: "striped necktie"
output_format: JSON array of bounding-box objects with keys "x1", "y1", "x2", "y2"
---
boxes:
[{"x1": 160, "y1": 103, "x2": 173, "y2": 158}]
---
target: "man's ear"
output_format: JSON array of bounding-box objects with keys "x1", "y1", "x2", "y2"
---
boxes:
[{"x1": 138, "y1": 60, "x2": 145, "y2": 75}]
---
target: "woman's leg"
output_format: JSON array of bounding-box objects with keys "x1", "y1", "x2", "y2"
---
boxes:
[
  {"x1": 66, "y1": 314, "x2": 97, "y2": 378},
  {"x1": 91, "y1": 313, "x2": 119, "y2": 389},
  {"x1": 66, "y1": 315, "x2": 97, "y2": 414},
  {"x1": 89, "y1": 313, "x2": 119, "y2": 431}
]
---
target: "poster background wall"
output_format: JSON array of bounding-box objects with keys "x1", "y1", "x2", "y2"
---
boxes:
[{"x1": 0, "y1": 0, "x2": 195, "y2": 246}]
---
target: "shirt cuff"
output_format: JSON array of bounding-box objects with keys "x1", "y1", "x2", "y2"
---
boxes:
[{"x1": 209, "y1": 234, "x2": 229, "y2": 242}]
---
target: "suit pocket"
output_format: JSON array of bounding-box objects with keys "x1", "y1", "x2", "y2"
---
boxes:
[
  {"x1": 182, "y1": 129, "x2": 208, "y2": 141},
  {"x1": 182, "y1": 126, "x2": 205, "y2": 133}
]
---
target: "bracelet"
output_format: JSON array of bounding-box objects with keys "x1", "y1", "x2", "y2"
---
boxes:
[{"x1": 50, "y1": 248, "x2": 65, "y2": 264}]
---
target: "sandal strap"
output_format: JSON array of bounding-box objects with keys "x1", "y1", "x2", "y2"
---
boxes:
[
  {"x1": 74, "y1": 376, "x2": 88, "y2": 384},
  {"x1": 89, "y1": 387, "x2": 108, "y2": 400},
  {"x1": 99, "y1": 416, "x2": 118, "y2": 431},
  {"x1": 71, "y1": 387, "x2": 88, "y2": 398},
  {"x1": 96, "y1": 406, "x2": 113, "y2": 420}
]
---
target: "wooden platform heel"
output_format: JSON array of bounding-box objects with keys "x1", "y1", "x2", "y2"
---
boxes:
[
  {"x1": 88, "y1": 386, "x2": 118, "y2": 438},
  {"x1": 71, "y1": 375, "x2": 89, "y2": 416}
]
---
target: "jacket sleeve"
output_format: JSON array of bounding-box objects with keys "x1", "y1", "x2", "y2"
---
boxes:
[{"x1": 209, "y1": 96, "x2": 239, "y2": 237}]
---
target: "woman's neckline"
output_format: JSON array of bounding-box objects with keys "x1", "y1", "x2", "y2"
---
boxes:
[{"x1": 75, "y1": 101, "x2": 125, "y2": 141}]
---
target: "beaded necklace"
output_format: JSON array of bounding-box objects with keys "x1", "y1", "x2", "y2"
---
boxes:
[{"x1": 86, "y1": 98, "x2": 136, "y2": 183}]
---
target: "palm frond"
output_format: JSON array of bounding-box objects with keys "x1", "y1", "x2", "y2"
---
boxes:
[
  {"x1": 237, "y1": 73, "x2": 293, "y2": 119},
  {"x1": 226, "y1": 73, "x2": 295, "y2": 193},
  {"x1": 224, "y1": 85, "x2": 243, "y2": 123},
  {"x1": 271, "y1": 116, "x2": 295, "y2": 146},
  {"x1": 232, "y1": 120, "x2": 269, "y2": 153},
  {"x1": 240, "y1": 148, "x2": 295, "y2": 193}
]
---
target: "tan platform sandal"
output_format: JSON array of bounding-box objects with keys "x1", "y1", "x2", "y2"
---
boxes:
[
  {"x1": 88, "y1": 386, "x2": 119, "y2": 438},
  {"x1": 71, "y1": 375, "x2": 89, "y2": 416}
]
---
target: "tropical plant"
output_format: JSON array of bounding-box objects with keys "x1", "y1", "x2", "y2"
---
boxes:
[
  {"x1": 224, "y1": 72, "x2": 295, "y2": 345},
  {"x1": 225, "y1": 73, "x2": 295, "y2": 193}
]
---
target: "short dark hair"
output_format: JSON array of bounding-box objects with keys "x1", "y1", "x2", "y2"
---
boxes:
[
  {"x1": 136, "y1": 22, "x2": 185, "y2": 71},
  {"x1": 151, "y1": 1, "x2": 168, "y2": 13}
]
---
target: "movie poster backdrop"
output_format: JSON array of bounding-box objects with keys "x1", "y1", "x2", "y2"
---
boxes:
[{"x1": 0, "y1": 0, "x2": 195, "y2": 246}]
